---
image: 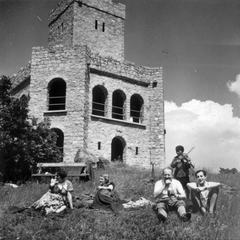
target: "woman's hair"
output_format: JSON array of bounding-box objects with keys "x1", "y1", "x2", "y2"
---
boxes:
[
  {"x1": 195, "y1": 169, "x2": 207, "y2": 177},
  {"x1": 100, "y1": 174, "x2": 109, "y2": 183},
  {"x1": 57, "y1": 168, "x2": 68, "y2": 179}
]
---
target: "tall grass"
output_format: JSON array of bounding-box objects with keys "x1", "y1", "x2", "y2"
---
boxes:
[{"x1": 0, "y1": 164, "x2": 239, "y2": 240}]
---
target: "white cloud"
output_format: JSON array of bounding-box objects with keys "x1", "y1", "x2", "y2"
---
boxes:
[
  {"x1": 227, "y1": 74, "x2": 240, "y2": 98},
  {"x1": 165, "y1": 99, "x2": 240, "y2": 172}
]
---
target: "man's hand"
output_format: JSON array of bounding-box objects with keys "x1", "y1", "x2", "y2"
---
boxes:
[
  {"x1": 165, "y1": 179, "x2": 172, "y2": 185},
  {"x1": 178, "y1": 155, "x2": 184, "y2": 160}
]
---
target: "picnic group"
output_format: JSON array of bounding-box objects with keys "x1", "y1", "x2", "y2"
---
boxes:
[{"x1": 9, "y1": 145, "x2": 223, "y2": 224}]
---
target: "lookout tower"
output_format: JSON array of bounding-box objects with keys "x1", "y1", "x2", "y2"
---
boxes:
[
  {"x1": 10, "y1": 0, "x2": 165, "y2": 168},
  {"x1": 48, "y1": 0, "x2": 125, "y2": 61}
]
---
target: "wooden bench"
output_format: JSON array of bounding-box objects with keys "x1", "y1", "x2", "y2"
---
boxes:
[{"x1": 31, "y1": 162, "x2": 90, "y2": 182}]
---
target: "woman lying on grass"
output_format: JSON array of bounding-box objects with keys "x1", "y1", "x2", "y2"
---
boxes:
[
  {"x1": 31, "y1": 169, "x2": 74, "y2": 215},
  {"x1": 90, "y1": 174, "x2": 123, "y2": 212}
]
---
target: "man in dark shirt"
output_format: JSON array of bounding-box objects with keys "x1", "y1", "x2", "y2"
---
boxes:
[{"x1": 171, "y1": 145, "x2": 193, "y2": 198}]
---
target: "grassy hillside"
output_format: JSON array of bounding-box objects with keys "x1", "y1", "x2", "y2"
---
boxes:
[{"x1": 0, "y1": 163, "x2": 239, "y2": 240}]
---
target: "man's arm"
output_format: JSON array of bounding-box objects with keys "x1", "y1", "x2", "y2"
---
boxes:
[
  {"x1": 154, "y1": 180, "x2": 166, "y2": 198},
  {"x1": 175, "y1": 181, "x2": 186, "y2": 199},
  {"x1": 170, "y1": 157, "x2": 180, "y2": 168},
  {"x1": 207, "y1": 182, "x2": 222, "y2": 188},
  {"x1": 97, "y1": 184, "x2": 114, "y2": 191},
  {"x1": 67, "y1": 191, "x2": 73, "y2": 209},
  {"x1": 187, "y1": 182, "x2": 205, "y2": 192}
]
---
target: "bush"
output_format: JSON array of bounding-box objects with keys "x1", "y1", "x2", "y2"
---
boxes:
[{"x1": 0, "y1": 76, "x2": 62, "y2": 183}]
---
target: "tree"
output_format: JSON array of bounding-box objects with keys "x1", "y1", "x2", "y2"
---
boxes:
[{"x1": 0, "y1": 76, "x2": 62, "y2": 183}]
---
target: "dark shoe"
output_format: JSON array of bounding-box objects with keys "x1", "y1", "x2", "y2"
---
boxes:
[
  {"x1": 157, "y1": 212, "x2": 168, "y2": 223},
  {"x1": 180, "y1": 212, "x2": 191, "y2": 222}
]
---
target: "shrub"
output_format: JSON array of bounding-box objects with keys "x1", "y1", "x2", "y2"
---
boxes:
[{"x1": 0, "y1": 76, "x2": 62, "y2": 183}]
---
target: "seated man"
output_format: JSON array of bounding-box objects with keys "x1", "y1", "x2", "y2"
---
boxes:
[
  {"x1": 154, "y1": 167, "x2": 191, "y2": 223},
  {"x1": 187, "y1": 170, "x2": 222, "y2": 215}
]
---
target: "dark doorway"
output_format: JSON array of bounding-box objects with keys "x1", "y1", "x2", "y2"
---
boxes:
[
  {"x1": 52, "y1": 128, "x2": 64, "y2": 159},
  {"x1": 111, "y1": 137, "x2": 125, "y2": 161}
]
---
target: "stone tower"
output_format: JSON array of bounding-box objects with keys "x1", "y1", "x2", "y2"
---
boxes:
[
  {"x1": 48, "y1": 0, "x2": 125, "y2": 61},
  {"x1": 11, "y1": 0, "x2": 165, "y2": 168}
]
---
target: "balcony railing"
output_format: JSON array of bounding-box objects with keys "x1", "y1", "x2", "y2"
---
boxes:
[
  {"x1": 92, "y1": 101, "x2": 105, "y2": 116},
  {"x1": 112, "y1": 105, "x2": 124, "y2": 120},
  {"x1": 48, "y1": 96, "x2": 66, "y2": 110}
]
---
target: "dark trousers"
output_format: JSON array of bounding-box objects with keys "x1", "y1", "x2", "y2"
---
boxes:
[
  {"x1": 175, "y1": 176, "x2": 190, "y2": 198},
  {"x1": 191, "y1": 187, "x2": 219, "y2": 212}
]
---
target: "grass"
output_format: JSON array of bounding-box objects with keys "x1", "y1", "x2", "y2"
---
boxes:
[{"x1": 0, "y1": 163, "x2": 240, "y2": 240}]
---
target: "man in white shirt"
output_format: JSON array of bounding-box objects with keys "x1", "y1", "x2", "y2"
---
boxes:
[
  {"x1": 187, "y1": 170, "x2": 221, "y2": 215},
  {"x1": 154, "y1": 167, "x2": 191, "y2": 223}
]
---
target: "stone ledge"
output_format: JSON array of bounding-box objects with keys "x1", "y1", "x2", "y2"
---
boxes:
[
  {"x1": 91, "y1": 115, "x2": 146, "y2": 129},
  {"x1": 43, "y1": 110, "x2": 68, "y2": 116},
  {"x1": 90, "y1": 68, "x2": 150, "y2": 87}
]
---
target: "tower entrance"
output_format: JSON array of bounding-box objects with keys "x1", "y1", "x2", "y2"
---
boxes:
[{"x1": 111, "y1": 137, "x2": 126, "y2": 162}]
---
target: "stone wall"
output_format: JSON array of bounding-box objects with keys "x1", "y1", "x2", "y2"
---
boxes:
[
  {"x1": 10, "y1": 62, "x2": 31, "y2": 97},
  {"x1": 48, "y1": 0, "x2": 125, "y2": 61},
  {"x1": 73, "y1": 1, "x2": 124, "y2": 61},
  {"x1": 48, "y1": 3, "x2": 74, "y2": 48},
  {"x1": 87, "y1": 55, "x2": 164, "y2": 167},
  {"x1": 29, "y1": 44, "x2": 90, "y2": 162}
]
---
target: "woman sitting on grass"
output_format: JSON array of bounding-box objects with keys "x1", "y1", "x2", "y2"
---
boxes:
[
  {"x1": 90, "y1": 174, "x2": 123, "y2": 212},
  {"x1": 31, "y1": 169, "x2": 74, "y2": 215}
]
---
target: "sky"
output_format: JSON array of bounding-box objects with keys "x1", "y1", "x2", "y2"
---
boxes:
[{"x1": 1, "y1": 0, "x2": 240, "y2": 172}]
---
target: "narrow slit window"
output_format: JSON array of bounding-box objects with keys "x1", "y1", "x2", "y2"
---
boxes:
[
  {"x1": 78, "y1": 1, "x2": 82, "y2": 7},
  {"x1": 102, "y1": 22, "x2": 105, "y2": 32},
  {"x1": 95, "y1": 20, "x2": 98, "y2": 30},
  {"x1": 136, "y1": 147, "x2": 138, "y2": 155},
  {"x1": 152, "y1": 81, "x2": 157, "y2": 88},
  {"x1": 98, "y1": 142, "x2": 101, "y2": 150}
]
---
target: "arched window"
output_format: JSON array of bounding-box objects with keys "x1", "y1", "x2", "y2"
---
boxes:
[
  {"x1": 52, "y1": 128, "x2": 64, "y2": 159},
  {"x1": 130, "y1": 94, "x2": 144, "y2": 123},
  {"x1": 112, "y1": 90, "x2": 126, "y2": 120},
  {"x1": 48, "y1": 78, "x2": 66, "y2": 111},
  {"x1": 92, "y1": 85, "x2": 108, "y2": 116}
]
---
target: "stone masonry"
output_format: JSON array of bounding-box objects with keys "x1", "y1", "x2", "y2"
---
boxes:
[{"x1": 11, "y1": 0, "x2": 165, "y2": 168}]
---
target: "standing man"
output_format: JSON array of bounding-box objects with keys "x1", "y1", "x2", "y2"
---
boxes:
[
  {"x1": 187, "y1": 170, "x2": 222, "y2": 215},
  {"x1": 153, "y1": 167, "x2": 191, "y2": 223},
  {"x1": 171, "y1": 145, "x2": 193, "y2": 198}
]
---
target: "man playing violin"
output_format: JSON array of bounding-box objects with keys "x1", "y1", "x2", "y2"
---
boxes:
[{"x1": 171, "y1": 145, "x2": 193, "y2": 198}]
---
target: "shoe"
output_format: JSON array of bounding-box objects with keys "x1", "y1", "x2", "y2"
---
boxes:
[
  {"x1": 157, "y1": 212, "x2": 168, "y2": 223},
  {"x1": 180, "y1": 212, "x2": 191, "y2": 222}
]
